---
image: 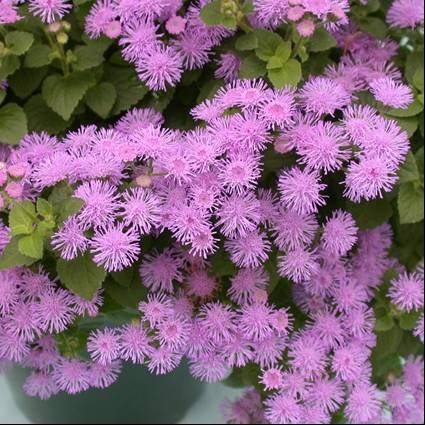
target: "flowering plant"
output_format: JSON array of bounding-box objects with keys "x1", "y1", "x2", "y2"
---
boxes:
[{"x1": 0, "y1": 0, "x2": 424, "y2": 423}]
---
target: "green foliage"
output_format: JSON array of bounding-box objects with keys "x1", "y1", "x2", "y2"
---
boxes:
[
  {"x1": 42, "y1": 71, "x2": 96, "y2": 120},
  {"x1": 57, "y1": 253, "x2": 107, "y2": 300},
  {"x1": 309, "y1": 28, "x2": 337, "y2": 52},
  {"x1": 0, "y1": 236, "x2": 37, "y2": 270},
  {"x1": 346, "y1": 198, "x2": 394, "y2": 230},
  {"x1": 0, "y1": 103, "x2": 28, "y2": 145}
]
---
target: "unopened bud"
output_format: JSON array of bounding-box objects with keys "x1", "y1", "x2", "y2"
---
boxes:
[
  {"x1": 48, "y1": 22, "x2": 61, "y2": 33},
  {"x1": 136, "y1": 174, "x2": 152, "y2": 188},
  {"x1": 62, "y1": 21, "x2": 71, "y2": 31},
  {"x1": 56, "y1": 32, "x2": 69, "y2": 45},
  {"x1": 274, "y1": 137, "x2": 293, "y2": 154}
]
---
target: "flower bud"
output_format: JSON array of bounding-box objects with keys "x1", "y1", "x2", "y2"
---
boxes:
[{"x1": 56, "y1": 32, "x2": 69, "y2": 45}]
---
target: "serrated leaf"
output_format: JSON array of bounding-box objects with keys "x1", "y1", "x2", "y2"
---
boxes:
[
  {"x1": 398, "y1": 151, "x2": 420, "y2": 184},
  {"x1": 73, "y1": 45, "x2": 105, "y2": 71},
  {"x1": 105, "y1": 65, "x2": 148, "y2": 116},
  {"x1": 239, "y1": 53, "x2": 267, "y2": 79},
  {"x1": 267, "y1": 56, "x2": 284, "y2": 70},
  {"x1": 0, "y1": 55, "x2": 20, "y2": 80},
  {"x1": 24, "y1": 44, "x2": 52, "y2": 68},
  {"x1": 399, "y1": 311, "x2": 422, "y2": 330},
  {"x1": 24, "y1": 95, "x2": 71, "y2": 135},
  {"x1": 0, "y1": 237, "x2": 37, "y2": 270},
  {"x1": 398, "y1": 182, "x2": 424, "y2": 224},
  {"x1": 111, "y1": 266, "x2": 140, "y2": 288},
  {"x1": 55, "y1": 197, "x2": 85, "y2": 225},
  {"x1": 387, "y1": 99, "x2": 424, "y2": 118},
  {"x1": 235, "y1": 33, "x2": 258, "y2": 51},
  {"x1": 347, "y1": 198, "x2": 394, "y2": 230},
  {"x1": 255, "y1": 29, "x2": 284, "y2": 61},
  {"x1": 0, "y1": 103, "x2": 28, "y2": 145},
  {"x1": 9, "y1": 200, "x2": 37, "y2": 236},
  {"x1": 375, "y1": 314, "x2": 395, "y2": 332},
  {"x1": 104, "y1": 276, "x2": 147, "y2": 309},
  {"x1": 200, "y1": 0, "x2": 223, "y2": 26},
  {"x1": 85, "y1": 82, "x2": 117, "y2": 119},
  {"x1": 42, "y1": 72, "x2": 96, "y2": 120},
  {"x1": 18, "y1": 231, "x2": 44, "y2": 259},
  {"x1": 37, "y1": 198, "x2": 54, "y2": 218},
  {"x1": 413, "y1": 69, "x2": 424, "y2": 93},
  {"x1": 5, "y1": 31, "x2": 34, "y2": 56},
  {"x1": 8, "y1": 66, "x2": 47, "y2": 99},
  {"x1": 357, "y1": 17, "x2": 388, "y2": 39},
  {"x1": 57, "y1": 253, "x2": 107, "y2": 300},
  {"x1": 406, "y1": 50, "x2": 424, "y2": 87},
  {"x1": 309, "y1": 28, "x2": 337, "y2": 52},
  {"x1": 268, "y1": 59, "x2": 301, "y2": 88}
]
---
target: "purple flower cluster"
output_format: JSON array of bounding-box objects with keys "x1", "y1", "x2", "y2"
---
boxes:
[
  {"x1": 82, "y1": 0, "x2": 235, "y2": 90},
  {"x1": 253, "y1": 0, "x2": 349, "y2": 34},
  {"x1": 225, "y1": 354, "x2": 424, "y2": 424}
]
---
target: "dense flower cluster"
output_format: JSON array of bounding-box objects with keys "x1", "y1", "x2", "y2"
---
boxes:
[{"x1": 1, "y1": 0, "x2": 424, "y2": 423}]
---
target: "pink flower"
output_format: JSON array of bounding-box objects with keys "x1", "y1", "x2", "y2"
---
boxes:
[
  {"x1": 389, "y1": 272, "x2": 424, "y2": 312},
  {"x1": 387, "y1": 0, "x2": 424, "y2": 28},
  {"x1": 28, "y1": 0, "x2": 71, "y2": 23},
  {"x1": 166, "y1": 15, "x2": 187, "y2": 34},
  {"x1": 90, "y1": 223, "x2": 140, "y2": 272},
  {"x1": 136, "y1": 45, "x2": 183, "y2": 91},
  {"x1": 52, "y1": 359, "x2": 91, "y2": 394},
  {"x1": 119, "y1": 324, "x2": 153, "y2": 364},
  {"x1": 322, "y1": 210, "x2": 358, "y2": 257},
  {"x1": 87, "y1": 328, "x2": 121, "y2": 365},
  {"x1": 370, "y1": 77, "x2": 414, "y2": 109},
  {"x1": 278, "y1": 167, "x2": 327, "y2": 215},
  {"x1": 23, "y1": 372, "x2": 59, "y2": 400}
]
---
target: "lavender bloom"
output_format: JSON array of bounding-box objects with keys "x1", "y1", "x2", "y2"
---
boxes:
[{"x1": 90, "y1": 223, "x2": 141, "y2": 272}]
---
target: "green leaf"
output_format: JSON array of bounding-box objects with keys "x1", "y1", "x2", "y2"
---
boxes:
[
  {"x1": 399, "y1": 310, "x2": 422, "y2": 330},
  {"x1": 347, "y1": 198, "x2": 393, "y2": 230},
  {"x1": 267, "y1": 56, "x2": 284, "y2": 70},
  {"x1": 268, "y1": 59, "x2": 301, "y2": 88},
  {"x1": 309, "y1": 28, "x2": 337, "y2": 52},
  {"x1": 42, "y1": 72, "x2": 96, "y2": 120},
  {"x1": 105, "y1": 65, "x2": 148, "y2": 116},
  {"x1": 104, "y1": 275, "x2": 147, "y2": 309},
  {"x1": 24, "y1": 95, "x2": 70, "y2": 135},
  {"x1": 255, "y1": 29, "x2": 284, "y2": 61},
  {"x1": 398, "y1": 151, "x2": 420, "y2": 184},
  {"x1": 274, "y1": 41, "x2": 292, "y2": 64},
  {"x1": 239, "y1": 54, "x2": 267, "y2": 79},
  {"x1": 55, "y1": 197, "x2": 85, "y2": 225},
  {"x1": 0, "y1": 237, "x2": 37, "y2": 270},
  {"x1": 37, "y1": 198, "x2": 54, "y2": 218},
  {"x1": 406, "y1": 50, "x2": 424, "y2": 87},
  {"x1": 5, "y1": 31, "x2": 34, "y2": 56},
  {"x1": 24, "y1": 44, "x2": 53, "y2": 68},
  {"x1": 222, "y1": 16, "x2": 237, "y2": 30},
  {"x1": 0, "y1": 55, "x2": 20, "y2": 80},
  {"x1": 416, "y1": 147, "x2": 424, "y2": 176},
  {"x1": 8, "y1": 66, "x2": 47, "y2": 99},
  {"x1": 57, "y1": 253, "x2": 107, "y2": 300},
  {"x1": 210, "y1": 249, "x2": 237, "y2": 278},
  {"x1": 111, "y1": 266, "x2": 140, "y2": 288},
  {"x1": 387, "y1": 99, "x2": 424, "y2": 118},
  {"x1": 73, "y1": 45, "x2": 105, "y2": 71},
  {"x1": 85, "y1": 82, "x2": 117, "y2": 119},
  {"x1": 386, "y1": 115, "x2": 418, "y2": 137},
  {"x1": 9, "y1": 200, "x2": 37, "y2": 236},
  {"x1": 18, "y1": 231, "x2": 44, "y2": 259},
  {"x1": 375, "y1": 314, "x2": 395, "y2": 332},
  {"x1": 0, "y1": 103, "x2": 28, "y2": 145},
  {"x1": 413, "y1": 69, "x2": 424, "y2": 93},
  {"x1": 357, "y1": 17, "x2": 388, "y2": 39},
  {"x1": 0, "y1": 91, "x2": 5, "y2": 106},
  {"x1": 235, "y1": 33, "x2": 258, "y2": 51},
  {"x1": 200, "y1": 0, "x2": 223, "y2": 26},
  {"x1": 398, "y1": 182, "x2": 424, "y2": 224}
]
